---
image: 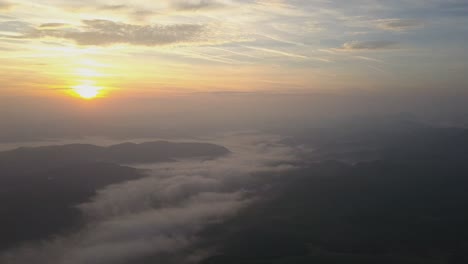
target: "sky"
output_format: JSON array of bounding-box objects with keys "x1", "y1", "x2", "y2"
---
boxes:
[{"x1": 0, "y1": 0, "x2": 467, "y2": 99}]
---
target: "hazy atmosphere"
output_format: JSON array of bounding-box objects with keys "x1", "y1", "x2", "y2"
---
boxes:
[{"x1": 1, "y1": 1, "x2": 468, "y2": 264}]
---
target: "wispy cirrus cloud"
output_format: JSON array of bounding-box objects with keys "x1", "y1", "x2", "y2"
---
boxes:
[
  {"x1": 376, "y1": 19, "x2": 424, "y2": 31},
  {"x1": 3, "y1": 18, "x2": 251, "y2": 47},
  {"x1": 38, "y1": 23, "x2": 70, "y2": 29},
  {"x1": 171, "y1": 0, "x2": 228, "y2": 11},
  {"x1": 97, "y1": 4, "x2": 128, "y2": 11},
  {"x1": 342, "y1": 40, "x2": 399, "y2": 51}
]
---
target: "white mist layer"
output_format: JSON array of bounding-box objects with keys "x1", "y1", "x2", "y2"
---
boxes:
[{"x1": 1, "y1": 133, "x2": 297, "y2": 264}]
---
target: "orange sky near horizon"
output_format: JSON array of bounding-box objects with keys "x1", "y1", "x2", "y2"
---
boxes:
[{"x1": 0, "y1": 0, "x2": 467, "y2": 100}]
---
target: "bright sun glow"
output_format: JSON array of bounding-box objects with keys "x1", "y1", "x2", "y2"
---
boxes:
[
  {"x1": 72, "y1": 83, "x2": 102, "y2": 99},
  {"x1": 76, "y1": 68, "x2": 103, "y2": 78}
]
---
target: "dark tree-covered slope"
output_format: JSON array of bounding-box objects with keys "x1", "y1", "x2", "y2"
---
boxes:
[{"x1": 200, "y1": 129, "x2": 468, "y2": 264}]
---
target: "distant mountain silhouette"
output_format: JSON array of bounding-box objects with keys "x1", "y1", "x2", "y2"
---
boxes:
[
  {"x1": 283, "y1": 118, "x2": 465, "y2": 163},
  {"x1": 0, "y1": 141, "x2": 230, "y2": 173},
  {"x1": 0, "y1": 141, "x2": 230, "y2": 251}
]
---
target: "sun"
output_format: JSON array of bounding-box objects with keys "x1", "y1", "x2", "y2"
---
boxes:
[{"x1": 72, "y1": 83, "x2": 102, "y2": 99}]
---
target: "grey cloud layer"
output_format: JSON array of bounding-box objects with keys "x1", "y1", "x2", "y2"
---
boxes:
[{"x1": 20, "y1": 20, "x2": 208, "y2": 46}]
